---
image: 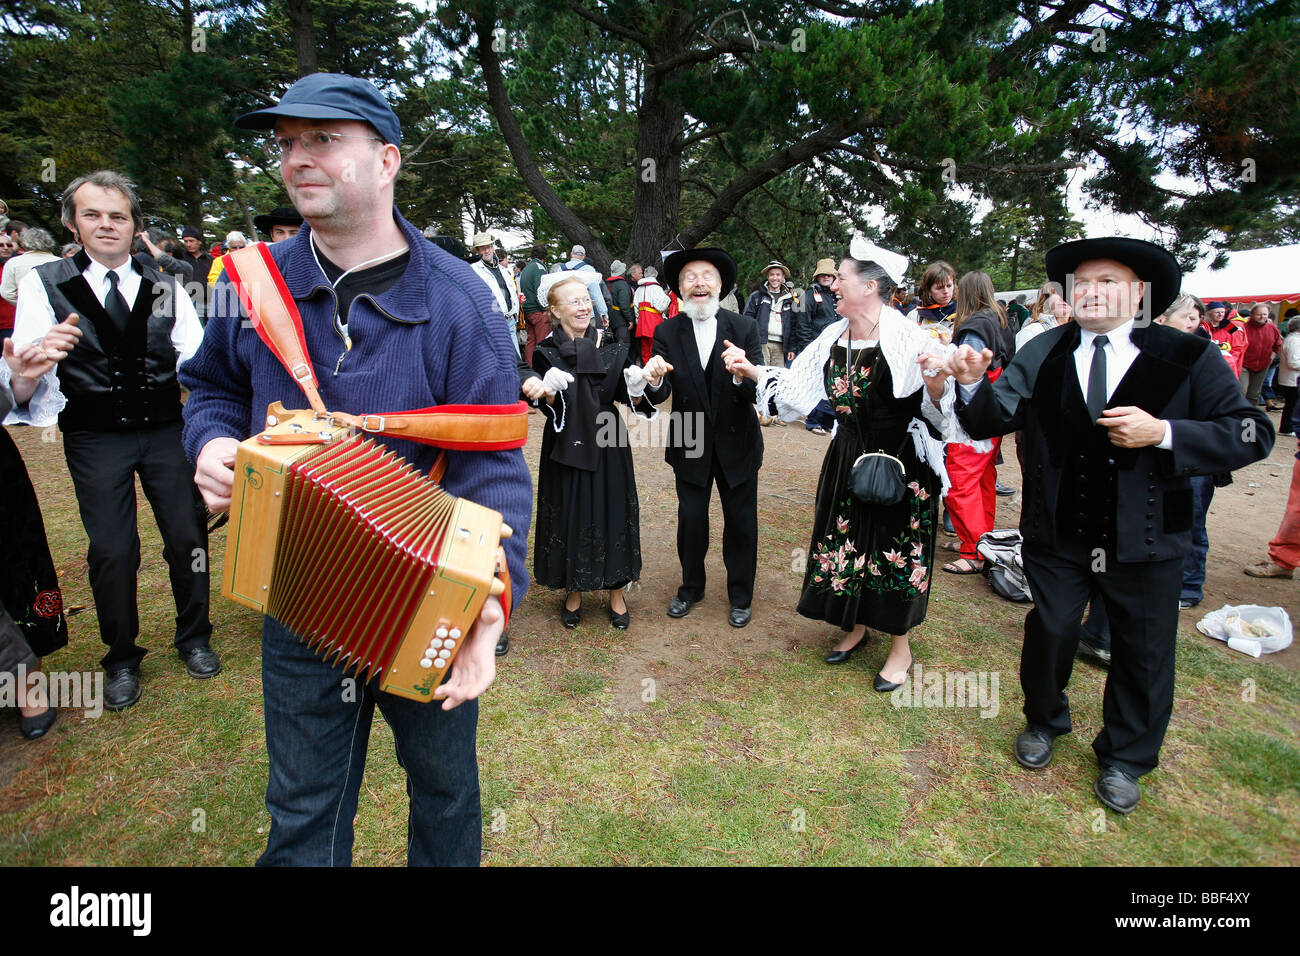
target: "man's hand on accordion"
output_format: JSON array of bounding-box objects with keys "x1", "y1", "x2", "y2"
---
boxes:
[
  {"x1": 433, "y1": 595, "x2": 503, "y2": 710},
  {"x1": 195, "y1": 436, "x2": 240, "y2": 512}
]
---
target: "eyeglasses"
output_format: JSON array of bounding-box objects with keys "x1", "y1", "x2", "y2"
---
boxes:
[
  {"x1": 267, "y1": 129, "x2": 384, "y2": 161},
  {"x1": 560, "y1": 296, "x2": 593, "y2": 308}
]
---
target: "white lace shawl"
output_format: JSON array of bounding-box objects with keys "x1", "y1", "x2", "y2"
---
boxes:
[
  {"x1": 753, "y1": 309, "x2": 990, "y2": 496},
  {"x1": 0, "y1": 360, "x2": 64, "y2": 427}
]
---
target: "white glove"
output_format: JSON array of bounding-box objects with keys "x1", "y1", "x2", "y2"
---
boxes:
[
  {"x1": 623, "y1": 365, "x2": 647, "y2": 399},
  {"x1": 542, "y1": 367, "x2": 574, "y2": 394}
]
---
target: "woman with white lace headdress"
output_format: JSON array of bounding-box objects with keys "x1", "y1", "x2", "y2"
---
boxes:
[{"x1": 723, "y1": 237, "x2": 984, "y2": 691}]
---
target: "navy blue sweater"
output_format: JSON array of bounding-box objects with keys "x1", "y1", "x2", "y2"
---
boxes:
[{"x1": 180, "y1": 210, "x2": 532, "y2": 604}]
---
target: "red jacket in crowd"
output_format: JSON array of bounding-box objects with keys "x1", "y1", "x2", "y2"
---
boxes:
[{"x1": 1241, "y1": 319, "x2": 1283, "y2": 372}]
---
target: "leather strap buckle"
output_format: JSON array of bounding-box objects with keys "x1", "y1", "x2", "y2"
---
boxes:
[
  {"x1": 358, "y1": 414, "x2": 386, "y2": 433},
  {"x1": 290, "y1": 362, "x2": 314, "y2": 385}
]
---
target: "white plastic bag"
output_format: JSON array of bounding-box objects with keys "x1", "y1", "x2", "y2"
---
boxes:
[{"x1": 1196, "y1": 604, "x2": 1293, "y2": 657}]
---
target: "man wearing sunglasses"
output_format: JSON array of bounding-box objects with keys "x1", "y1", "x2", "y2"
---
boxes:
[{"x1": 180, "y1": 73, "x2": 532, "y2": 867}]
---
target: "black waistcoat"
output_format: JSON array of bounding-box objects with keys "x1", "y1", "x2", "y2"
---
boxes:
[{"x1": 35, "y1": 252, "x2": 182, "y2": 433}]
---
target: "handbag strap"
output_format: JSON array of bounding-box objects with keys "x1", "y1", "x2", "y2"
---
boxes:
[{"x1": 222, "y1": 243, "x2": 529, "y2": 453}]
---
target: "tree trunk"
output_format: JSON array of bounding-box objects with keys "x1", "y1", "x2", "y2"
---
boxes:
[
  {"x1": 287, "y1": 0, "x2": 318, "y2": 78},
  {"x1": 625, "y1": 67, "x2": 685, "y2": 269}
]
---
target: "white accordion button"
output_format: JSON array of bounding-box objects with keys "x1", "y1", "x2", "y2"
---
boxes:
[
  {"x1": 449, "y1": 628, "x2": 462, "y2": 640},
  {"x1": 419, "y1": 657, "x2": 433, "y2": 669},
  {"x1": 435, "y1": 626, "x2": 449, "y2": 639},
  {"x1": 443, "y1": 639, "x2": 456, "y2": 652},
  {"x1": 437, "y1": 648, "x2": 451, "y2": 660},
  {"x1": 429, "y1": 638, "x2": 443, "y2": 650}
]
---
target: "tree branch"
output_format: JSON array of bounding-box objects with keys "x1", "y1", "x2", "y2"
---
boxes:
[
  {"x1": 679, "y1": 121, "x2": 859, "y2": 247},
  {"x1": 474, "y1": 3, "x2": 610, "y2": 263},
  {"x1": 651, "y1": 34, "x2": 781, "y2": 75},
  {"x1": 566, "y1": 0, "x2": 650, "y2": 50}
]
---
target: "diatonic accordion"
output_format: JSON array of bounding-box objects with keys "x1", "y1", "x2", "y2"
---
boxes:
[{"x1": 221, "y1": 403, "x2": 509, "y2": 701}]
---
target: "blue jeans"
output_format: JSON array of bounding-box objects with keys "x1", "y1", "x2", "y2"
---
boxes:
[
  {"x1": 806, "y1": 399, "x2": 835, "y2": 431},
  {"x1": 257, "y1": 616, "x2": 481, "y2": 866},
  {"x1": 1180, "y1": 475, "x2": 1215, "y2": 603}
]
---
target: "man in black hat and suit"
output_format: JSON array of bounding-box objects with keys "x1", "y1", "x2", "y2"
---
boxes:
[
  {"x1": 637, "y1": 248, "x2": 763, "y2": 627},
  {"x1": 179, "y1": 226, "x2": 214, "y2": 319},
  {"x1": 253, "y1": 206, "x2": 304, "y2": 244},
  {"x1": 944, "y1": 238, "x2": 1273, "y2": 813}
]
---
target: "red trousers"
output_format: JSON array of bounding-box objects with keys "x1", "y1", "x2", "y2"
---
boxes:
[
  {"x1": 945, "y1": 435, "x2": 1003, "y2": 560},
  {"x1": 523, "y1": 310, "x2": 551, "y2": 366},
  {"x1": 1269, "y1": 459, "x2": 1300, "y2": 571}
]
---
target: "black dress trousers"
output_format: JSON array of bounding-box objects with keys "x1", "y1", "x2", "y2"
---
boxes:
[
  {"x1": 62, "y1": 422, "x2": 212, "y2": 669},
  {"x1": 1020, "y1": 536, "x2": 1182, "y2": 778},
  {"x1": 674, "y1": 449, "x2": 758, "y2": 610}
]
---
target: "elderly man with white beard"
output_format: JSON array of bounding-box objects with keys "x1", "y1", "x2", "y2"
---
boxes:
[{"x1": 634, "y1": 249, "x2": 764, "y2": 628}]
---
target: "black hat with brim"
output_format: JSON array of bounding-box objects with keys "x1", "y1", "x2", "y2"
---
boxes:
[
  {"x1": 253, "y1": 206, "x2": 304, "y2": 237},
  {"x1": 663, "y1": 247, "x2": 738, "y2": 298},
  {"x1": 1045, "y1": 237, "x2": 1181, "y2": 319}
]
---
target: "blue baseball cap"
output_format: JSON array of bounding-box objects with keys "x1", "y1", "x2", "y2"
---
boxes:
[{"x1": 234, "y1": 73, "x2": 401, "y2": 146}]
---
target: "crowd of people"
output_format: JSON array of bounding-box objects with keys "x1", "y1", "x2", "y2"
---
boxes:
[{"x1": 0, "y1": 73, "x2": 1296, "y2": 865}]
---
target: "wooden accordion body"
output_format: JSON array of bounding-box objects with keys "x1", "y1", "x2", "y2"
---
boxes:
[{"x1": 221, "y1": 403, "x2": 508, "y2": 702}]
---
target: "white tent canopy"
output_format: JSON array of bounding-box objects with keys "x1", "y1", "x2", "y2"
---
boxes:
[{"x1": 1181, "y1": 245, "x2": 1300, "y2": 305}]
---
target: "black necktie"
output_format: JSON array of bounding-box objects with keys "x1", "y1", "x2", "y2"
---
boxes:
[
  {"x1": 1086, "y1": 334, "x2": 1109, "y2": 421},
  {"x1": 104, "y1": 270, "x2": 131, "y2": 332}
]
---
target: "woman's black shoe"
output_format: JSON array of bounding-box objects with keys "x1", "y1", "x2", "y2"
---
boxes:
[
  {"x1": 825, "y1": 632, "x2": 869, "y2": 664},
  {"x1": 20, "y1": 707, "x2": 57, "y2": 740},
  {"x1": 610, "y1": 607, "x2": 630, "y2": 629},
  {"x1": 561, "y1": 606, "x2": 581, "y2": 628},
  {"x1": 873, "y1": 660, "x2": 913, "y2": 693}
]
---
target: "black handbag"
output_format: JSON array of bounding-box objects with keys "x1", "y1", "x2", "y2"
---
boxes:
[{"x1": 845, "y1": 340, "x2": 907, "y2": 506}]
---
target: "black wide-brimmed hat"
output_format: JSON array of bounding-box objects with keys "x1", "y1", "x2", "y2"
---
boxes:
[
  {"x1": 253, "y1": 206, "x2": 303, "y2": 237},
  {"x1": 663, "y1": 247, "x2": 737, "y2": 297},
  {"x1": 1045, "y1": 237, "x2": 1181, "y2": 318}
]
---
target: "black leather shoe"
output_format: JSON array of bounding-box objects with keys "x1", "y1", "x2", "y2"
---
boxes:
[
  {"x1": 1014, "y1": 727, "x2": 1054, "y2": 769},
  {"x1": 825, "y1": 632, "x2": 869, "y2": 664},
  {"x1": 20, "y1": 707, "x2": 57, "y2": 740},
  {"x1": 667, "y1": 597, "x2": 694, "y2": 618},
  {"x1": 561, "y1": 607, "x2": 581, "y2": 629},
  {"x1": 728, "y1": 606, "x2": 751, "y2": 628},
  {"x1": 942, "y1": 510, "x2": 955, "y2": 535},
  {"x1": 610, "y1": 607, "x2": 630, "y2": 629},
  {"x1": 104, "y1": 667, "x2": 141, "y2": 711},
  {"x1": 1094, "y1": 766, "x2": 1141, "y2": 814},
  {"x1": 179, "y1": 645, "x2": 222, "y2": 679},
  {"x1": 995, "y1": 480, "x2": 1015, "y2": 496},
  {"x1": 1076, "y1": 636, "x2": 1111, "y2": 668},
  {"x1": 495, "y1": 632, "x2": 510, "y2": 657},
  {"x1": 872, "y1": 660, "x2": 913, "y2": 693}
]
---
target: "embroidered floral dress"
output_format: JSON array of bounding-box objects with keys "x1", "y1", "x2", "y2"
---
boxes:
[{"x1": 796, "y1": 342, "x2": 942, "y2": 634}]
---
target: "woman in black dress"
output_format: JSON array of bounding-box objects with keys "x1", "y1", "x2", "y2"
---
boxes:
[
  {"x1": 521, "y1": 273, "x2": 663, "y2": 629},
  {"x1": 725, "y1": 243, "x2": 971, "y2": 690}
]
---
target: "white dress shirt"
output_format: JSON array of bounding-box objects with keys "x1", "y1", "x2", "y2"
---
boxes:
[
  {"x1": 961, "y1": 317, "x2": 1173, "y2": 448},
  {"x1": 690, "y1": 314, "x2": 718, "y2": 370}
]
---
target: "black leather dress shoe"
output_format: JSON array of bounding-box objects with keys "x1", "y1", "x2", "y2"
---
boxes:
[
  {"x1": 495, "y1": 632, "x2": 510, "y2": 656},
  {"x1": 104, "y1": 667, "x2": 141, "y2": 711},
  {"x1": 666, "y1": 597, "x2": 694, "y2": 618},
  {"x1": 561, "y1": 607, "x2": 581, "y2": 629},
  {"x1": 20, "y1": 707, "x2": 57, "y2": 740},
  {"x1": 179, "y1": 645, "x2": 222, "y2": 679},
  {"x1": 609, "y1": 607, "x2": 630, "y2": 630},
  {"x1": 728, "y1": 606, "x2": 751, "y2": 628},
  {"x1": 825, "y1": 632, "x2": 869, "y2": 664},
  {"x1": 1094, "y1": 766, "x2": 1141, "y2": 813},
  {"x1": 1014, "y1": 727, "x2": 1054, "y2": 769}
]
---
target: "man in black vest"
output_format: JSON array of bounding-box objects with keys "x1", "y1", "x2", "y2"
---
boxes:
[
  {"x1": 638, "y1": 248, "x2": 763, "y2": 627},
  {"x1": 6, "y1": 170, "x2": 218, "y2": 711},
  {"x1": 946, "y1": 238, "x2": 1273, "y2": 814}
]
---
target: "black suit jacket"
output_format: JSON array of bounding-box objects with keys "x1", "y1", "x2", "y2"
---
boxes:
[
  {"x1": 957, "y1": 320, "x2": 1274, "y2": 563},
  {"x1": 642, "y1": 308, "x2": 763, "y2": 487}
]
